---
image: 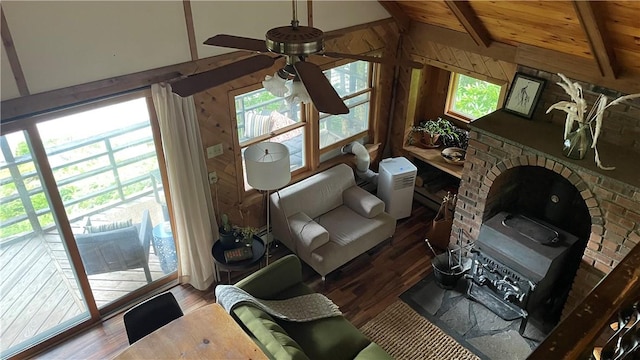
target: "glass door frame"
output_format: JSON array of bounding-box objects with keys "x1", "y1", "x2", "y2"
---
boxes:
[{"x1": 1, "y1": 89, "x2": 178, "y2": 359}]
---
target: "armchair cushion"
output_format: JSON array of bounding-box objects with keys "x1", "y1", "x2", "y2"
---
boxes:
[
  {"x1": 244, "y1": 111, "x2": 271, "y2": 138},
  {"x1": 234, "y1": 306, "x2": 310, "y2": 360},
  {"x1": 75, "y1": 226, "x2": 145, "y2": 274},
  {"x1": 288, "y1": 212, "x2": 329, "y2": 254},
  {"x1": 342, "y1": 186, "x2": 385, "y2": 219}
]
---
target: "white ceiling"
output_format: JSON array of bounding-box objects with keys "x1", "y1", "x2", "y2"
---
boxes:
[{"x1": 1, "y1": 1, "x2": 390, "y2": 101}]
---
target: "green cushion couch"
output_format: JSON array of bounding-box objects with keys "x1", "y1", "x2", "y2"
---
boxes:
[{"x1": 230, "y1": 254, "x2": 392, "y2": 360}]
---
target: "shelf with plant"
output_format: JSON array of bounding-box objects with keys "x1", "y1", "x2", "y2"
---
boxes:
[{"x1": 407, "y1": 117, "x2": 468, "y2": 149}]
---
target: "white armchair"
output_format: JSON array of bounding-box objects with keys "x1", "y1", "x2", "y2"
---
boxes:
[{"x1": 270, "y1": 164, "x2": 396, "y2": 278}]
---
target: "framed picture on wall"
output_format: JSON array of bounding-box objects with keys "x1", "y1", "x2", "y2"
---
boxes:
[{"x1": 503, "y1": 73, "x2": 546, "y2": 119}]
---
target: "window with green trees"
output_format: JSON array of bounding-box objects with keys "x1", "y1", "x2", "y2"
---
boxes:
[{"x1": 446, "y1": 73, "x2": 504, "y2": 122}]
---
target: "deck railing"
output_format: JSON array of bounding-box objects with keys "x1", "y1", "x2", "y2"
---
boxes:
[
  {"x1": 0, "y1": 121, "x2": 159, "y2": 245},
  {"x1": 529, "y1": 243, "x2": 640, "y2": 359}
]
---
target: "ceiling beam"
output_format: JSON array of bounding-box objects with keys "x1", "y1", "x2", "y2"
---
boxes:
[
  {"x1": 378, "y1": 1, "x2": 411, "y2": 33},
  {"x1": 573, "y1": 1, "x2": 618, "y2": 79},
  {"x1": 444, "y1": 1, "x2": 491, "y2": 48},
  {"x1": 407, "y1": 21, "x2": 640, "y2": 94},
  {"x1": 1, "y1": 5, "x2": 30, "y2": 97},
  {"x1": 182, "y1": 0, "x2": 198, "y2": 61},
  {"x1": 307, "y1": 0, "x2": 313, "y2": 27},
  {"x1": 0, "y1": 51, "x2": 258, "y2": 123}
]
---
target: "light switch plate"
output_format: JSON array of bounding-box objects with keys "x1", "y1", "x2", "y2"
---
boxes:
[{"x1": 207, "y1": 144, "x2": 223, "y2": 158}]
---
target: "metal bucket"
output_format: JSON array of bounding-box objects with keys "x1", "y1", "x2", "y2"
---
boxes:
[{"x1": 432, "y1": 253, "x2": 465, "y2": 289}]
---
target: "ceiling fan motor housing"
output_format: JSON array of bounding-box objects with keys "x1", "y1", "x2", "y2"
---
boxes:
[{"x1": 266, "y1": 26, "x2": 324, "y2": 56}]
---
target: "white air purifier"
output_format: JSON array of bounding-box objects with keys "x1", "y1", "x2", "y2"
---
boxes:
[{"x1": 377, "y1": 157, "x2": 417, "y2": 220}]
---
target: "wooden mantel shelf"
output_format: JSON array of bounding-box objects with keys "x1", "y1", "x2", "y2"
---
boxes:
[
  {"x1": 471, "y1": 110, "x2": 639, "y2": 189},
  {"x1": 403, "y1": 145, "x2": 464, "y2": 179}
]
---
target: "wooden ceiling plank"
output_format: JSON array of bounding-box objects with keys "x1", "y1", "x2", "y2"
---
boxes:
[
  {"x1": 397, "y1": 1, "x2": 465, "y2": 32},
  {"x1": 1, "y1": 5, "x2": 30, "y2": 97},
  {"x1": 378, "y1": 1, "x2": 412, "y2": 33},
  {"x1": 444, "y1": 0, "x2": 492, "y2": 48},
  {"x1": 476, "y1": 16, "x2": 592, "y2": 58},
  {"x1": 573, "y1": 1, "x2": 619, "y2": 78}
]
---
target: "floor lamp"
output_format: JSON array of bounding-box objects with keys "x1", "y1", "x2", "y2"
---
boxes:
[{"x1": 244, "y1": 142, "x2": 290, "y2": 265}]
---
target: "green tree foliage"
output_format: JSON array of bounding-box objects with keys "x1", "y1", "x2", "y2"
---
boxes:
[{"x1": 452, "y1": 75, "x2": 501, "y2": 119}]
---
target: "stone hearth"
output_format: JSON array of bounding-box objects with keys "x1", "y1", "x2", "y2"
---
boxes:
[{"x1": 402, "y1": 275, "x2": 547, "y2": 360}]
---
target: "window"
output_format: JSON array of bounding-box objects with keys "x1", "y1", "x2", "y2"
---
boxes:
[
  {"x1": 446, "y1": 73, "x2": 506, "y2": 122},
  {"x1": 320, "y1": 61, "x2": 372, "y2": 149}
]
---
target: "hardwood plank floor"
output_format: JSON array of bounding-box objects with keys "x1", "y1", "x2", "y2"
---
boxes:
[{"x1": 32, "y1": 201, "x2": 437, "y2": 359}]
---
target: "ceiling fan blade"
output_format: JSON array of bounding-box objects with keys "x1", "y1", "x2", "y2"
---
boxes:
[
  {"x1": 204, "y1": 34, "x2": 269, "y2": 53},
  {"x1": 293, "y1": 62, "x2": 349, "y2": 115},
  {"x1": 323, "y1": 51, "x2": 423, "y2": 69},
  {"x1": 172, "y1": 55, "x2": 275, "y2": 97}
]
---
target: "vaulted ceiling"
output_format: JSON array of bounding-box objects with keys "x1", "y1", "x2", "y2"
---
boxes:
[
  {"x1": 2, "y1": 1, "x2": 638, "y2": 122},
  {"x1": 380, "y1": 1, "x2": 640, "y2": 83}
]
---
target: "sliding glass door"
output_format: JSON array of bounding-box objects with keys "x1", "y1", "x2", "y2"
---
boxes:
[
  {"x1": 0, "y1": 93, "x2": 176, "y2": 357},
  {"x1": 0, "y1": 130, "x2": 90, "y2": 357}
]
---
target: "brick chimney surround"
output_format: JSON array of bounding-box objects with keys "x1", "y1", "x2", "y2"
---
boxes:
[{"x1": 452, "y1": 106, "x2": 640, "y2": 317}]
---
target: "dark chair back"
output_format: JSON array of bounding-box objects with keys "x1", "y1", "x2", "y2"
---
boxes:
[{"x1": 123, "y1": 292, "x2": 183, "y2": 344}]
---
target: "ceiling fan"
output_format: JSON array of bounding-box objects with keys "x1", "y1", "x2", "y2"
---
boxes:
[{"x1": 171, "y1": 0, "x2": 422, "y2": 115}]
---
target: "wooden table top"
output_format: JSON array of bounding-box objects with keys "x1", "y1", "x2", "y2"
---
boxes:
[{"x1": 114, "y1": 303, "x2": 267, "y2": 360}]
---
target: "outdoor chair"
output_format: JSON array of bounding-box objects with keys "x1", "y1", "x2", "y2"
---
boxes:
[
  {"x1": 123, "y1": 291, "x2": 183, "y2": 344},
  {"x1": 75, "y1": 209, "x2": 154, "y2": 283}
]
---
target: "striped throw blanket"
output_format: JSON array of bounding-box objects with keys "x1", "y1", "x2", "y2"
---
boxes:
[{"x1": 215, "y1": 285, "x2": 342, "y2": 322}]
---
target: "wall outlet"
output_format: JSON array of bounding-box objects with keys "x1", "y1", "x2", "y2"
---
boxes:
[
  {"x1": 208, "y1": 171, "x2": 218, "y2": 184},
  {"x1": 207, "y1": 143, "x2": 223, "y2": 159}
]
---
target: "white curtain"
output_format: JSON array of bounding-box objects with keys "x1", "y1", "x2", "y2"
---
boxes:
[{"x1": 151, "y1": 83, "x2": 218, "y2": 290}]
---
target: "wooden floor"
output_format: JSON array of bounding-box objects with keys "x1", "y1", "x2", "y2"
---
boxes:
[
  {"x1": 32, "y1": 201, "x2": 437, "y2": 359},
  {"x1": 1, "y1": 232, "x2": 167, "y2": 354}
]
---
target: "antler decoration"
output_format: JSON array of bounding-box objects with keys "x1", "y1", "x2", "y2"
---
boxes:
[{"x1": 546, "y1": 73, "x2": 640, "y2": 170}]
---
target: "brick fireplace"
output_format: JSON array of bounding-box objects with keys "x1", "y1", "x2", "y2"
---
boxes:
[{"x1": 451, "y1": 72, "x2": 640, "y2": 318}]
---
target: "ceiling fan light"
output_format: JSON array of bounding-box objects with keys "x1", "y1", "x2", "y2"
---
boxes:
[
  {"x1": 262, "y1": 73, "x2": 289, "y2": 97},
  {"x1": 285, "y1": 80, "x2": 311, "y2": 105}
]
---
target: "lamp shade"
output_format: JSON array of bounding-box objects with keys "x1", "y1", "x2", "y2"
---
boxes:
[{"x1": 244, "y1": 142, "x2": 291, "y2": 191}]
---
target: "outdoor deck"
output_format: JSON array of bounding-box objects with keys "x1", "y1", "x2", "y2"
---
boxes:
[{"x1": 1, "y1": 229, "x2": 167, "y2": 353}]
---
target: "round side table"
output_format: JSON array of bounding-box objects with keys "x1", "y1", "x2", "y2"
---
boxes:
[
  {"x1": 211, "y1": 236, "x2": 265, "y2": 284},
  {"x1": 152, "y1": 222, "x2": 177, "y2": 274}
]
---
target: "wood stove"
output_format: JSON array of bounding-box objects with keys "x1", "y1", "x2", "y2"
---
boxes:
[{"x1": 467, "y1": 211, "x2": 579, "y2": 333}]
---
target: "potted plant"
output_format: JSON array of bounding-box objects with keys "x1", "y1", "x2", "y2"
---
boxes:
[
  {"x1": 441, "y1": 127, "x2": 469, "y2": 149},
  {"x1": 408, "y1": 117, "x2": 460, "y2": 148},
  {"x1": 219, "y1": 214, "x2": 237, "y2": 249},
  {"x1": 234, "y1": 226, "x2": 258, "y2": 247}
]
